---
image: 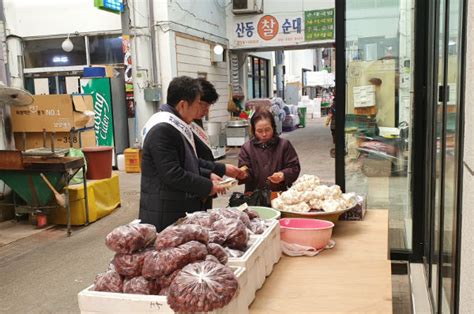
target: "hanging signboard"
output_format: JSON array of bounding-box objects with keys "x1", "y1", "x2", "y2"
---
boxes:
[
  {"x1": 122, "y1": 35, "x2": 133, "y2": 92},
  {"x1": 94, "y1": 0, "x2": 123, "y2": 14},
  {"x1": 306, "y1": 71, "x2": 335, "y2": 87},
  {"x1": 230, "y1": 8, "x2": 335, "y2": 49},
  {"x1": 304, "y1": 9, "x2": 335, "y2": 41}
]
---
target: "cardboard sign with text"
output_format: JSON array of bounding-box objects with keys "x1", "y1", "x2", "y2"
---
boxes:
[
  {"x1": 14, "y1": 129, "x2": 96, "y2": 150},
  {"x1": 11, "y1": 94, "x2": 94, "y2": 132}
]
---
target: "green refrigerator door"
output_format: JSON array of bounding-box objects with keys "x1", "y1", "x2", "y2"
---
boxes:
[{"x1": 80, "y1": 78, "x2": 115, "y2": 147}]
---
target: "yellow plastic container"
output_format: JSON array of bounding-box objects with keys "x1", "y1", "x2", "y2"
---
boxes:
[
  {"x1": 49, "y1": 173, "x2": 121, "y2": 226},
  {"x1": 124, "y1": 148, "x2": 142, "y2": 173}
]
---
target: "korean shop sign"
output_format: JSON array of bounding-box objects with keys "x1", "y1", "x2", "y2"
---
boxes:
[
  {"x1": 232, "y1": 14, "x2": 303, "y2": 48},
  {"x1": 304, "y1": 9, "x2": 335, "y2": 41},
  {"x1": 230, "y1": 10, "x2": 335, "y2": 49}
]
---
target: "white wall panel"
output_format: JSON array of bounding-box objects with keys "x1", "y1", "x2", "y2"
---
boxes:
[{"x1": 176, "y1": 34, "x2": 229, "y2": 123}]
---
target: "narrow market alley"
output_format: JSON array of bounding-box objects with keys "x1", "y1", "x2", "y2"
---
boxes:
[
  {"x1": 0, "y1": 117, "x2": 337, "y2": 312},
  {"x1": 0, "y1": 0, "x2": 471, "y2": 311}
]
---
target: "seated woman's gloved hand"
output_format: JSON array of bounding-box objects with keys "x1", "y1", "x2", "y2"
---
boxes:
[
  {"x1": 268, "y1": 171, "x2": 285, "y2": 184},
  {"x1": 235, "y1": 165, "x2": 249, "y2": 180}
]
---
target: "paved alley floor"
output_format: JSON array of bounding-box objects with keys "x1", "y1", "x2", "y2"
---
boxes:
[{"x1": 0, "y1": 117, "x2": 338, "y2": 313}]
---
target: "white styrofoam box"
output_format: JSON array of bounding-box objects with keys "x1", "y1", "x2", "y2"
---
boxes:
[
  {"x1": 227, "y1": 236, "x2": 266, "y2": 307},
  {"x1": 251, "y1": 220, "x2": 281, "y2": 277},
  {"x1": 314, "y1": 98, "x2": 322, "y2": 118},
  {"x1": 116, "y1": 154, "x2": 125, "y2": 171},
  {"x1": 78, "y1": 266, "x2": 248, "y2": 314},
  {"x1": 226, "y1": 136, "x2": 248, "y2": 146}
]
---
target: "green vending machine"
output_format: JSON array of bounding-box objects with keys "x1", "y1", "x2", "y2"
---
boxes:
[{"x1": 80, "y1": 76, "x2": 129, "y2": 165}]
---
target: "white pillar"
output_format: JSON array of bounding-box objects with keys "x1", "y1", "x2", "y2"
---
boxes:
[
  {"x1": 154, "y1": 0, "x2": 175, "y2": 106},
  {"x1": 156, "y1": 29, "x2": 177, "y2": 105},
  {"x1": 6, "y1": 36, "x2": 22, "y2": 88},
  {"x1": 128, "y1": 0, "x2": 156, "y2": 141}
]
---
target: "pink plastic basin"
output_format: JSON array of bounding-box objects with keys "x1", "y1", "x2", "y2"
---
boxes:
[{"x1": 280, "y1": 218, "x2": 334, "y2": 249}]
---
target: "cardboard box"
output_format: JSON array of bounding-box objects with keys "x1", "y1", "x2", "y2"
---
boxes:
[
  {"x1": 14, "y1": 129, "x2": 96, "y2": 150},
  {"x1": 11, "y1": 94, "x2": 94, "y2": 133},
  {"x1": 89, "y1": 65, "x2": 115, "y2": 78}
]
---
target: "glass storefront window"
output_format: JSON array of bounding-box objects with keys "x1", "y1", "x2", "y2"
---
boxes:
[
  {"x1": 24, "y1": 37, "x2": 87, "y2": 68},
  {"x1": 89, "y1": 35, "x2": 123, "y2": 65},
  {"x1": 345, "y1": 0, "x2": 415, "y2": 251},
  {"x1": 440, "y1": 0, "x2": 463, "y2": 311},
  {"x1": 247, "y1": 56, "x2": 269, "y2": 98},
  {"x1": 247, "y1": 76, "x2": 254, "y2": 99},
  {"x1": 260, "y1": 59, "x2": 267, "y2": 76},
  {"x1": 431, "y1": 0, "x2": 447, "y2": 306},
  {"x1": 253, "y1": 58, "x2": 259, "y2": 76},
  {"x1": 261, "y1": 78, "x2": 267, "y2": 98}
]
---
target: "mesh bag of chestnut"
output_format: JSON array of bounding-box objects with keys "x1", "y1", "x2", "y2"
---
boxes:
[
  {"x1": 167, "y1": 261, "x2": 239, "y2": 312},
  {"x1": 92, "y1": 221, "x2": 240, "y2": 312},
  {"x1": 105, "y1": 223, "x2": 157, "y2": 254}
]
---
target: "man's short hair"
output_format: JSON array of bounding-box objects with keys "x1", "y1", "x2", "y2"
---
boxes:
[
  {"x1": 197, "y1": 78, "x2": 219, "y2": 104},
  {"x1": 167, "y1": 76, "x2": 202, "y2": 107}
]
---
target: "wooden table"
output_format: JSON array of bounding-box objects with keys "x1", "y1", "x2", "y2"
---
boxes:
[
  {"x1": 250, "y1": 210, "x2": 392, "y2": 313},
  {"x1": 0, "y1": 151, "x2": 89, "y2": 236}
]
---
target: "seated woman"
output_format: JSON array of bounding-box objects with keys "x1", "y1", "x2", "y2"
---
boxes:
[{"x1": 237, "y1": 109, "x2": 301, "y2": 192}]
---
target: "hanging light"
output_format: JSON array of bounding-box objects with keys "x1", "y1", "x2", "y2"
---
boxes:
[
  {"x1": 213, "y1": 44, "x2": 224, "y2": 55},
  {"x1": 62, "y1": 34, "x2": 74, "y2": 52}
]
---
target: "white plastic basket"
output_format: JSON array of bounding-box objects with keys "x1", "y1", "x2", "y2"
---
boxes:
[{"x1": 77, "y1": 266, "x2": 248, "y2": 314}]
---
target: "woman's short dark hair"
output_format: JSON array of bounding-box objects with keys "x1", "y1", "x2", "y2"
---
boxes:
[
  {"x1": 250, "y1": 109, "x2": 277, "y2": 136},
  {"x1": 167, "y1": 76, "x2": 202, "y2": 107},
  {"x1": 197, "y1": 78, "x2": 219, "y2": 104}
]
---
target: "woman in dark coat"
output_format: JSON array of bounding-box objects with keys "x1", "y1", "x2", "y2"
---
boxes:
[{"x1": 238, "y1": 110, "x2": 301, "y2": 192}]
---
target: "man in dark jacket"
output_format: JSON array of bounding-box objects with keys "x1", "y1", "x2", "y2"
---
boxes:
[
  {"x1": 139, "y1": 76, "x2": 227, "y2": 231},
  {"x1": 191, "y1": 78, "x2": 242, "y2": 209}
]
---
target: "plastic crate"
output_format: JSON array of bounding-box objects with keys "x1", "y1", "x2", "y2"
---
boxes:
[
  {"x1": 77, "y1": 266, "x2": 248, "y2": 314},
  {"x1": 124, "y1": 148, "x2": 142, "y2": 173},
  {"x1": 83, "y1": 67, "x2": 106, "y2": 78}
]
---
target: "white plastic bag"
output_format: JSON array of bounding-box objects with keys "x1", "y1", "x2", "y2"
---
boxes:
[{"x1": 281, "y1": 240, "x2": 335, "y2": 257}]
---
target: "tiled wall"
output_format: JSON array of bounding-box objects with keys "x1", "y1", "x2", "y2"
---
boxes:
[{"x1": 460, "y1": 1, "x2": 474, "y2": 312}]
